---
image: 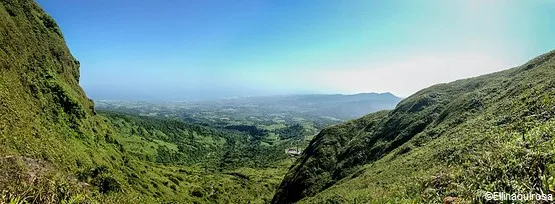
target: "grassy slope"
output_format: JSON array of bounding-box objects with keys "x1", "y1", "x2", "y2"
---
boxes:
[
  {"x1": 0, "y1": 1, "x2": 291, "y2": 203},
  {"x1": 273, "y1": 50, "x2": 555, "y2": 203}
]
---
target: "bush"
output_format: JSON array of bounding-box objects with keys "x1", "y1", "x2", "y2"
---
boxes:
[
  {"x1": 190, "y1": 188, "x2": 204, "y2": 198},
  {"x1": 93, "y1": 176, "x2": 121, "y2": 194}
]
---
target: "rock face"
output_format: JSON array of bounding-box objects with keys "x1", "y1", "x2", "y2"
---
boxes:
[{"x1": 272, "y1": 50, "x2": 555, "y2": 203}]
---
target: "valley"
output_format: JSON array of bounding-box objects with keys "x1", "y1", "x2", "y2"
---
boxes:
[
  {"x1": 2, "y1": 0, "x2": 555, "y2": 204},
  {"x1": 85, "y1": 93, "x2": 401, "y2": 202}
]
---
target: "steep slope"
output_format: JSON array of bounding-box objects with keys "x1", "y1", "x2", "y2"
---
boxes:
[
  {"x1": 0, "y1": 1, "x2": 291, "y2": 203},
  {"x1": 0, "y1": 0, "x2": 110, "y2": 175},
  {"x1": 0, "y1": 0, "x2": 95, "y2": 155},
  {"x1": 273, "y1": 50, "x2": 555, "y2": 203},
  {"x1": 0, "y1": 0, "x2": 128, "y2": 201}
]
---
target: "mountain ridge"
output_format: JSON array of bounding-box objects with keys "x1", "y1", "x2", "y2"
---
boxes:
[{"x1": 272, "y1": 49, "x2": 555, "y2": 203}]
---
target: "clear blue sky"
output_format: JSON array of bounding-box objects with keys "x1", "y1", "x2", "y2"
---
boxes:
[{"x1": 37, "y1": 0, "x2": 555, "y2": 101}]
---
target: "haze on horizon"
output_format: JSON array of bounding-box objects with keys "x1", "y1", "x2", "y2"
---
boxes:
[{"x1": 37, "y1": 0, "x2": 555, "y2": 101}]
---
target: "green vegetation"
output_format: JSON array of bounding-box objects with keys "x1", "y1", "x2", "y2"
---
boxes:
[
  {"x1": 272, "y1": 50, "x2": 555, "y2": 203},
  {"x1": 0, "y1": 1, "x2": 297, "y2": 203},
  {"x1": 3, "y1": 0, "x2": 555, "y2": 203},
  {"x1": 100, "y1": 111, "x2": 291, "y2": 169}
]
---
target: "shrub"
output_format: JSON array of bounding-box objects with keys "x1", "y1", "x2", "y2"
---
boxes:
[{"x1": 93, "y1": 176, "x2": 121, "y2": 194}]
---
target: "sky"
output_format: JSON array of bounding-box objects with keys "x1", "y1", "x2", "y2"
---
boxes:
[{"x1": 37, "y1": 0, "x2": 555, "y2": 101}]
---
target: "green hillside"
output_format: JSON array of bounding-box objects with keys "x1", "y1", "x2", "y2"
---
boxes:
[
  {"x1": 272, "y1": 51, "x2": 555, "y2": 203},
  {"x1": 0, "y1": 1, "x2": 292, "y2": 203},
  {"x1": 3, "y1": 0, "x2": 555, "y2": 203}
]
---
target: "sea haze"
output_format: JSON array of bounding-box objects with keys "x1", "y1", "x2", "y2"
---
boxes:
[{"x1": 95, "y1": 92, "x2": 403, "y2": 120}]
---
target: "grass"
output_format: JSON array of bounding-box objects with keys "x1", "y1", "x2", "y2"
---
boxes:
[
  {"x1": 3, "y1": 0, "x2": 555, "y2": 203},
  {"x1": 273, "y1": 50, "x2": 555, "y2": 203},
  {"x1": 300, "y1": 118, "x2": 555, "y2": 203},
  {"x1": 0, "y1": 1, "x2": 295, "y2": 203}
]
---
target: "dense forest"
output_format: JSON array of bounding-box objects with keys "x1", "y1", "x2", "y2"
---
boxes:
[{"x1": 101, "y1": 112, "x2": 289, "y2": 168}]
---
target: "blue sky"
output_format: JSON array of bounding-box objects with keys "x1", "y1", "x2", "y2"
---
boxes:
[{"x1": 37, "y1": 0, "x2": 555, "y2": 100}]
